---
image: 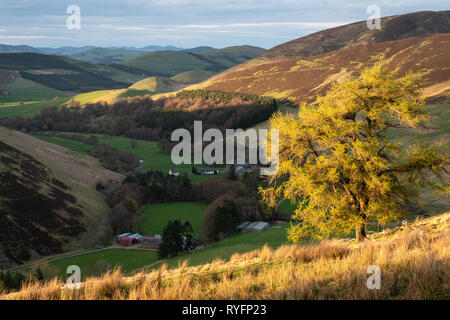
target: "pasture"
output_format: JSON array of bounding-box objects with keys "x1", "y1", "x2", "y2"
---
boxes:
[{"x1": 139, "y1": 202, "x2": 207, "y2": 236}]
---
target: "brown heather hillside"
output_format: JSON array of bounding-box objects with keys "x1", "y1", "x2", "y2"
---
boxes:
[
  {"x1": 262, "y1": 10, "x2": 450, "y2": 60},
  {"x1": 0, "y1": 127, "x2": 123, "y2": 268},
  {"x1": 2, "y1": 212, "x2": 449, "y2": 300},
  {"x1": 189, "y1": 33, "x2": 450, "y2": 104}
]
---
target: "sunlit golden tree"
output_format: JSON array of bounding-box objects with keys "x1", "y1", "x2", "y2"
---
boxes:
[{"x1": 261, "y1": 64, "x2": 449, "y2": 241}]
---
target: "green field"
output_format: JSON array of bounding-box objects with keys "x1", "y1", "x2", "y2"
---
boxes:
[
  {"x1": 33, "y1": 133, "x2": 223, "y2": 181},
  {"x1": 44, "y1": 249, "x2": 158, "y2": 279},
  {"x1": 0, "y1": 77, "x2": 62, "y2": 103},
  {"x1": 72, "y1": 90, "x2": 115, "y2": 105},
  {"x1": 20, "y1": 226, "x2": 287, "y2": 278},
  {"x1": 279, "y1": 200, "x2": 297, "y2": 214},
  {"x1": 0, "y1": 98, "x2": 69, "y2": 118},
  {"x1": 148, "y1": 225, "x2": 289, "y2": 270},
  {"x1": 34, "y1": 135, "x2": 94, "y2": 154},
  {"x1": 140, "y1": 202, "x2": 207, "y2": 236}
]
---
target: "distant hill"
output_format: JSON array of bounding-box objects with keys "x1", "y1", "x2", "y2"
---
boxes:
[
  {"x1": 0, "y1": 52, "x2": 147, "y2": 93},
  {"x1": 0, "y1": 44, "x2": 41, "y2": 54},
  {"x1": 118, "y1": 45, "x2": 266, "y2": 77},
  {"x1": 0, "y1": 126, "x2": 122, "y2": 268},
  {"x1": 140, "y1": 45, "x2": 184, "y2": 52},
  {"x1": 38, "y1": 46, "x2": 96, "y2": 56},
  {"x1": 184, "y1": 46, "x2": 216, "y2": 53},
  {"x1": 68, "y1": 47, "x2": 146, "y2": 64},
  {"x1": 187, "y1": 11, "x2": 450, "y2": 104},
  {"x1": 262, "y1": 10, "x2": 450, "y2": 60}
]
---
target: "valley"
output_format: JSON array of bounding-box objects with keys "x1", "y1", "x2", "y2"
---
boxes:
[{"x1": 0, "y1": 8, "x2": 448, "y2": 301}]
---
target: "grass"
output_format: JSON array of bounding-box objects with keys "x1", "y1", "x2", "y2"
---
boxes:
[
  {"x1": 71, "y1": 90, "x2": 115, "y2": 105},
  {"x1": 33, "y1": 133, "x2": 223, "y2": 182},
  {"x1": 0, "y1": 100, "x2": 65, "y2": 118},
  {"x1": 149, "y1": 225, "x2": 289, "y2": 271},
  {"x1": 47, "y1": 249, "x2": 158, "y2": 279},
  {"x1": 170, "y1": 70, "x2": 216, "y2": 84},
  {"x1": 140, "y1": 202, "x2": 207, "y2": 237},
  {"x1": 6, "y1": 212, "x2": 448, "y2": 300},
  {"x1": 0, "y1": 77, "x2": 62, "y2": 103},
  {"x1": 34, "y1": 136, "x2": 94, "y2": 154},
  {"x1": 279, "y1": 200, "x2": 297, "y2": 214}
]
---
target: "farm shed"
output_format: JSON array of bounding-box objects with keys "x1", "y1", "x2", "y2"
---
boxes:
[
  {"x1": 237, "y1": 222, "x2": 250, "y2": 232},
  {"x1": 116, "y1": 233, "x2": 132, "y2": 241},
  {"x1": 119, "y1": 237, "x2": 133, "y2": 247},
  {"x1": 128, "y1": 233, "x2": 144, "y2": 241},
  {"x1": 139, "y1": 237, "x2": 161, "y2": 249},
  {"x1": 238, "y1": 221, "x2": 270, "y2": 233}
]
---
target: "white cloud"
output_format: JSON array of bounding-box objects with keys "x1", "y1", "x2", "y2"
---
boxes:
[
  {"x1": 178, "y1": 21, "x2": 348, "y2": 29},
  {"x1": 0, "y1": 35, "x2": 47, "y2": 39},
  {"x1": 100, "y1": 24, "x2": 147, "y2": 30}
]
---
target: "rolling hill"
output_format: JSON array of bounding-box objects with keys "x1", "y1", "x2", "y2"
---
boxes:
[
  {"x1": 118, "y1": 45, "x2": 266, "y2": 77},
  {"x1": 186, "y1": 11, "x2": 450, "y2": 104},
  {"x1": 0, "y1": 126, "x2": 123, "y2": 268},
  {"x1": 0, "y1": 52, "x2": 147, "y2": 94},
  {"x1": 76, "y1": 76, "x2": 188, "y2": 104},
  {"x1": 68, "y1": 47, "x2": 146, "y2": 64},
  {"x1": 0, "y1": 45, "x2": 41, "y2": 54}
]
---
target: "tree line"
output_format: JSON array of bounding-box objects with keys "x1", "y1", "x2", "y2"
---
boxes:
[{"x1": 0, "y1": 91, "x2": 278, "y2": 142}]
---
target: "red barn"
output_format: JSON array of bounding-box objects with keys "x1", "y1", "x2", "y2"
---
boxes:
[{"x1": 119, "y1": 237, "x2": 133, "y2": 247}]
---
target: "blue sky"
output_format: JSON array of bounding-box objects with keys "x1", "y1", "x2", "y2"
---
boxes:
[{"x1": 0, "y1": 0, "x2": 448, "y2": 49}]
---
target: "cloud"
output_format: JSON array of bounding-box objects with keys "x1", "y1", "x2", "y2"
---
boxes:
[
  {"x1": 100, "y1": 24, "x2": 147, "y2": 30},
  {"x1": 178, "y1": 21, "x2": 348, "y2": 29},
  {"x1": 0, "y1": 35, "x2": 47, "y2": 39}
]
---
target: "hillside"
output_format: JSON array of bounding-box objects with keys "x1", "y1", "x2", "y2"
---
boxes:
[
  {"x1": 188, "y1": 33, "x2": 450, "y2": 103},
  {"x1": 81, "y1": 76, "x2": 188, "y2": 104},
  {"x1": 262, "y1": 10, "x2": 450, "y2": 60},
  {"x1": 118, "y1": 45, "x2": 266, "y2": 77},
  {"x1": 68, "y1": 48, "x2": 146, "y2": 64},
  {"x1": 3, "y1": 212, "x2": 448, "y2": 300},
  {"x1": 170, "y1": 70, "x2": 217, "y2": 84},
  {"x1": 0, "y1": 53, "x2": 147, "y2": 93},
  {"x1": 0, "y1": 126, "x2": 123, "y2": 268},
  {"x1": 0, "y1": 45, "x2": 41, "y2": 54}
]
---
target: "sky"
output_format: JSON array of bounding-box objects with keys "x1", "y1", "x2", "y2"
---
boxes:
[{"x1": 0, "y1": 0, "x2": 448, "y2": 49}]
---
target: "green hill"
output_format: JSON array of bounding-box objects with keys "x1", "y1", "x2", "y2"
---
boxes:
[
  {"x1": 118, "y1": 45, "x2": 266, "y2": 77},
  {"x1": 0, "y1": 53, "x2": 146, "y2": 92},
  {"x1": 68, "y1": 47, "x2": 146, "y2": 64}
]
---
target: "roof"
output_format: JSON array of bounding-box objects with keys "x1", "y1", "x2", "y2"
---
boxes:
[
  {"x1": 240, "y1": 221, "x2": 270, "y2": 232},
  {"x1": 128, "y1": 233, "x2": 144, "y2": 240},
  {"x1": 117, "y1": 233, "x2": 132, "y2": 238},
  {"x1": 251, "y1": 222, "x2": 270, "y2": 231},
  {"x1": 237, "y1": 222, "x2": 250, "y2": 229}
]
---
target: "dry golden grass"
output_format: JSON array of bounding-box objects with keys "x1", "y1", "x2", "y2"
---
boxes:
[{"x1": 3, "y1": 213, "x2": 449, "y2": 300}]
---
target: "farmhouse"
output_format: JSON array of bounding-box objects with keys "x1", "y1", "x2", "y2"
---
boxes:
[
  {"x1": 199, "y1": 168, "x2": 219, "y2": 175},
  {"x1": 169, "y1": 168, "x2": 180, "y2": 176}
]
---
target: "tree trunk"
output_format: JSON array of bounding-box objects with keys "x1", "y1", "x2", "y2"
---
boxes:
[{"x1": 356, "y1": 223, "x2": 367, "y2": 242}]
